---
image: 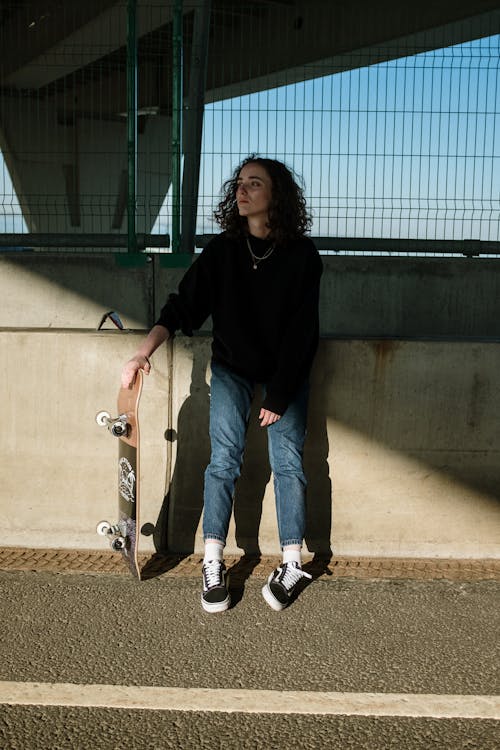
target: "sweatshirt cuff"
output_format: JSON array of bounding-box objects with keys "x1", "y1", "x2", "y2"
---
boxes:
[
  {"x1": 261, "y1": 390, "x2": 290, "y2": 417},
  {"x1": 154, "y1": 308, "x2": 180, "y2": 336}
]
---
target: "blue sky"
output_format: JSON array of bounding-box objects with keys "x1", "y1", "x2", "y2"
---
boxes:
[
  {"x1": 1, "y1": 32, "x2": 499, "y2": 243},
  {"x1": 194, "y1": 32, "x2": 499, "y2": 241}
]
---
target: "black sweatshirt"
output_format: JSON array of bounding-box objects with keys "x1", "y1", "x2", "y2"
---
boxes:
[{"x1": 155, "y1": 232, "x2": 323, "y2": 415}]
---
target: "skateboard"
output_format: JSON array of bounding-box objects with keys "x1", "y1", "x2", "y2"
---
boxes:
[{"x1": 96, "y1": 369, "x2": 143, "y2": 578}]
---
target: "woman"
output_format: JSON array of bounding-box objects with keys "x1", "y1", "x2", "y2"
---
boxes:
[{"x1": 122, "y1": 156, "x2": 323, "y2": 612}]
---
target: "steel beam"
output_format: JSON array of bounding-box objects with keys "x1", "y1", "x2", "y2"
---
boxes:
[
  {"x1": 126, "y1": 0, "x2": 138, "y2": 252},
  {"x1": 171, "y1": 0, "x2": 184, "y2": 253},
  {"x1": 181, "y1": 0, "x2": 212, "y2": 254}
]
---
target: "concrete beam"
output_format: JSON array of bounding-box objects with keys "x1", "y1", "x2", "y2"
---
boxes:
[
  {"x1": 0, "y1": 96, "x2": 172, "y2": 233},
  {"x1": 2, "y1": 0, "x2": 198, "y2": 89},
  {"x1": 3, "y1": 3, "x2": 498, "y2": 106}
]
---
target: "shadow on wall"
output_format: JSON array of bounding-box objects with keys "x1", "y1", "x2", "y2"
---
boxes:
[
  {"x1": 325, "y1": 338, "x2": 500, "y2": 505},
  {"x1": 153, "y1": 351, "x2": 210, "y2": 555},
  {"x1": 153, "y1": 347, "x2": 333, "y2": 557}
]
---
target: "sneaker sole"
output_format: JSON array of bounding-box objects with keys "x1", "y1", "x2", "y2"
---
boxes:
[
  {"x1": 201, "y1": 593, "x2": 231, "y2": 613},
  {"x1": 261, "y1": 583, "x2": 287, "y2": 611}
]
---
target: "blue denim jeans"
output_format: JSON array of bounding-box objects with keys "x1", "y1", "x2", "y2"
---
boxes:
[{"x1": 203, "y1": 361, "x2": 308, "y2": 548}]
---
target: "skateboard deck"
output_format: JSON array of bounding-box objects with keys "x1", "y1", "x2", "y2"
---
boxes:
[{"x1": 96, "y1": 369, "x2": 143, "y2": 579}]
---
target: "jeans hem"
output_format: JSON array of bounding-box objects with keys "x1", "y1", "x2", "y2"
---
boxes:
[
  {"x1": 203, "y1": 534, "x2": 227, "y2": 545},
  {"x1": 280, "y1": 539, "x2": 303, "y2": 548}
]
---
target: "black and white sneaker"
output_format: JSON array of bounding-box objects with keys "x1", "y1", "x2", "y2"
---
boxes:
[
  {"x1": 201, "y1": 560, "x2": 230, "y2": 613},
  {"x1": 262, "y1": 561, "x2": 312, "y2": 611}
]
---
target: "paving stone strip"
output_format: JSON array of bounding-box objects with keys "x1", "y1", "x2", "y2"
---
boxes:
[{"x1": 0, "y1": 547, "x2": 498, "y2": 583}]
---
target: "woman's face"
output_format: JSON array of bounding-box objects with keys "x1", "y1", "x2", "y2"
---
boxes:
[{"x1": 235, "y1": 162, "x2": 273, "y2": 222}]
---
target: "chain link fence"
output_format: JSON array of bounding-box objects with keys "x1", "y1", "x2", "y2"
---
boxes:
[{"x1": 0, "y1": 1, "x2": 498, "y2": 254}]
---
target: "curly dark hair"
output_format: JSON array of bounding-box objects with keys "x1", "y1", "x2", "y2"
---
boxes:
[{"x1": 214, "y1": 155, "x2": 312, "y2": 245}]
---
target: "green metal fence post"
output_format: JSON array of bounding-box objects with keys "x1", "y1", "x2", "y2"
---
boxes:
[
  {"x1": 172, "y1": 0, "x2": 183, "y2": 253},
  {"x1": 181, "y1": 0, "x2": 211, "y2": 254},
  {"x1": 126, "y1": 0, "x2": 138, "y2": 253}
]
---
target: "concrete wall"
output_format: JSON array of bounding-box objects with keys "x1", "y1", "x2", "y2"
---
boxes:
[
  {"x1": 1, "y1": 252, "x2": 500, "y2": 337},
  {"x1": 1, "y1": 252, "x2": 499, "y2": 557}
]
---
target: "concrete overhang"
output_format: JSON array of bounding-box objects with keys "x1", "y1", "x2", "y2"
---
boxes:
[{"x1": 0, "y1": 0, "x2": 498, "y2": 118}]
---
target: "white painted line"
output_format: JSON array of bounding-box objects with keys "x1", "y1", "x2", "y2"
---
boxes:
[{"x1": 0, "y1": 682, "x2": 499, "y2": 719}]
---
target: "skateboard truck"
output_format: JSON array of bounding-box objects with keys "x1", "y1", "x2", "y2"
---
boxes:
[
  {"x1": 96, "y1": 411, "x2": 129, "y2": 438},
  {"x1": 96, "y1": 520, "x2": 128, "y2": 551}
]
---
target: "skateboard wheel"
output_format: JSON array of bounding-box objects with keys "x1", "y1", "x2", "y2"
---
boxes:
[
  {"x1": 111, "y1": 536, "x2": 126, "y2": 551},
  {"x1": 96, "y1": 520, "x2": 111, "y2": 536},
  {"x1": 96, "y1": 411, "x2": 111, "y2": 427}
]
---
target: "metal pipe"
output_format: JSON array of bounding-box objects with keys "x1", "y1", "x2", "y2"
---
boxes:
[
  {"x1": 1, "y1": 234, "x2": 497, "y2": 257},
  {"x1": 194, "y1": 235, "x2": 500, "y2": 257},
  {"x1": 126, "y1": 0, "x2": 138, "y2": 252},
  {"x1": 171, "y1": 0, "x2": 184, "y2": 253},
  {"x1": 0, "y1": 234, "x2": 170, "y2": 249}
]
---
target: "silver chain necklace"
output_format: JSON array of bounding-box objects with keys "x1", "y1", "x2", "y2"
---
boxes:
[{"x1": 246, "y1": 236, "x2": 276, "y2": 270}]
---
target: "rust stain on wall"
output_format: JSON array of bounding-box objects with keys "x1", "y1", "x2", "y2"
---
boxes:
[{"x1": 372, "y1": 339, "x2": 400, "y2": 378}]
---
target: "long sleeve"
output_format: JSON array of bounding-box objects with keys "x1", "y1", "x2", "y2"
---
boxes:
[{"x1": 154, "y1": 248, "x2": 212, "y2": 336}]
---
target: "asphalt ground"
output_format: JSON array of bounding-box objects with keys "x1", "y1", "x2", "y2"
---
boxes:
[{"x1": 0, "y1": 558, "x2": 499, "y2": 749}]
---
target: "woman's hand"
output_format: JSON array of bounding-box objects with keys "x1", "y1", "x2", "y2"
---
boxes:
[
  {"x1": 121, "y1": 356, "x2": 151, "y2": 389},
  {"x1": 259, "y1": 408, "x2": 281, "y2": 427},
  {"x1": 120, "y1": 325, "x2": 169, "y2": 388}
]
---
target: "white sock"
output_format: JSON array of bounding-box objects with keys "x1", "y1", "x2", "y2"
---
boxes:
[
  {"x1": 204, "y1": 541, "x2": 224, "y2": 563},
  {"x1": 282, "y1": 547, "x2": 302, "y2": 567}
]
